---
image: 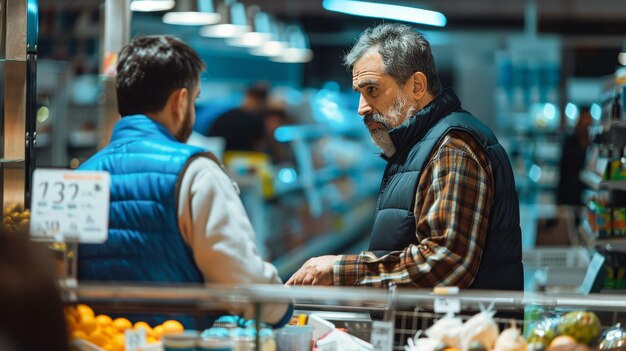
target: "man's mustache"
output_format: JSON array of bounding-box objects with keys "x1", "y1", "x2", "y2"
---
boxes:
[{"x1": 363, "y1": 113, "x2": 389, "y2": 128}]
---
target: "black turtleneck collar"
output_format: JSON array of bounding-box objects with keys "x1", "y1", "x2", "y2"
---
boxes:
[{"x1": 383, "y1": 88, "x2": 462, "y2": 161}]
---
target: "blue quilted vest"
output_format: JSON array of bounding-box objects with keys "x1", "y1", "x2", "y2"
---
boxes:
[
  {"x1": 77, "y1": 115, "x2": 205, "y2": 284},
  {"x1": 369, "y1": 89, "x2": 523, "y2": 290}
]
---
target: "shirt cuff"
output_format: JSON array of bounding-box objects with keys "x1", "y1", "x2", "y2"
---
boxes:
[{"x1": 333, "y1": 254, "x2": 361, "y2": 286}]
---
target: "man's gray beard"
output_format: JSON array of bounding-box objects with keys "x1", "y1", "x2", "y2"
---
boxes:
[
  {"x1": 368, "y1": 94, "x2": 416, "y2": 157},
  {"x1": 370, "y1": 129, "x2": 396, "y2": 157}
]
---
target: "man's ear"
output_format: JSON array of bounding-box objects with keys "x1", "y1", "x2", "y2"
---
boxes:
[
  {"x1": 410, "y1": 72, "x2": 428, "y2": 102},
  {"x1": 168, "y1": 88, "x2": 189, "y2": 122}
]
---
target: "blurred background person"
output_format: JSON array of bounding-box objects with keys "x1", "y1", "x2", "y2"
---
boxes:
[
  {"x1": 0, "y1": 230, "x2": 69, "y2": 351},
  {"x1": 557, "y1": 106, "x2": 592, "y2": 207},
  {"x1": 208, "y1": 82, "x2": 270, "y2": 152}
]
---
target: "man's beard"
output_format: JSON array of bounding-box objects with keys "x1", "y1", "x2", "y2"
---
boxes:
[
  {"x1": 176, "y1": 104, "x2": 194, "y2": 143},
  {"x1": 364, "y1": 94, "x2": 415, "y2": 157}
]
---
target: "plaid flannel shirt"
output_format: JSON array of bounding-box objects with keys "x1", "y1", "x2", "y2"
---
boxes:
[{"x1": 334, "y1": 130, "x2": 494, "y2": 288}]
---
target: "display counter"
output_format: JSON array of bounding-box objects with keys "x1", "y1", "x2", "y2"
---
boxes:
[{"x1": 62, "y1": 283, "x2": 626, "y2": 351}]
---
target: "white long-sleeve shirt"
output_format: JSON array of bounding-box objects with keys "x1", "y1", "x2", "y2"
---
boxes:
[{"x1": 176, "y1": 155, "x2": 289, "y2": 325}]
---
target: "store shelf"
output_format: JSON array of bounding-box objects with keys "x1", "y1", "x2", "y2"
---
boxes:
[
  {"x1": 577, "y1": 220, "x2": 626, "y2": 253},
  {"x1": 611, "y1": 120, "x2": 626, "y2": 128},
  {"x1": 596, "y1": 237, "x2": 626, "y2": 253},
  {"x1": 273, "y1": 198, "x2": 375, "y2": 278},
  {"x1": 580, "y1": 169, "x2": 626, "y2": 191},
  {"x1": 594, "y1": 121, "x2": 626, "y2": 145},
  {"x1": 0, "y1": 158, "x2": 25, "y2": 163}
]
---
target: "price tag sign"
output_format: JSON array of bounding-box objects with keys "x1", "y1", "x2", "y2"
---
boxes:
[
  {"x1": 434, "y1": 297, "x2": 461, "y2": 314},
  {"x1": 30, "y1": 169, "x2": 110, "y2": 243},
  {"x1": 125, "y1": 328, "x2": 147, "y2": 351},
  {"x1": 370, "y1": 320, "x2": 393, "y2": 351}
]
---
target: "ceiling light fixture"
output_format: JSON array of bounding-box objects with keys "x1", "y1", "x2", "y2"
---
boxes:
[
  {"x1": 131, "y1": 0, "x2": 175, "y2": 12},
  {"x1": 270, "y1": 25, "x2": 313, "y2": 63},
  {"x1": 249, "y1": 20, "x2": 287, "y2": 57},
  {"x1": 322, "y1": 0, "x2": 447, "y2": 27},
  {"x1": 226, "y1": 6, "x2": 272, "y2": 48},
  {"x1": 162, "y1": 0, "x2": 221, "y2": 26},
  {"x1": 200, "y1": 0, "x2": 250, "y2": 38}
]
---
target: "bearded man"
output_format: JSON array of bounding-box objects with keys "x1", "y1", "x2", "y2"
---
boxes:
[{"x1": 287, "y1": 24, "x2": 523, "y2": 290}]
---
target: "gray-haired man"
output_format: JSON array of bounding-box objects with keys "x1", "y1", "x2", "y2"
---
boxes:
[{"x1": 287, "y1": 23, "x2": 523, "y2": 290}]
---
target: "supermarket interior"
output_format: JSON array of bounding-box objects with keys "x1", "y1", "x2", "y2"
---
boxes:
[{"x1": 1, "y1": 0, "x2": 626, "y2": 350}]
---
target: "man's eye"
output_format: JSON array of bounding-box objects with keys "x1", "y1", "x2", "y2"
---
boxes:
[{"x1": 367, "y1": 87, "x2": 377, "y2": 95}]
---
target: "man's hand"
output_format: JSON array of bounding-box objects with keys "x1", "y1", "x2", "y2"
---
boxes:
[{"x1": 285, "y1": 255, "x2": 339, "y2": 286}]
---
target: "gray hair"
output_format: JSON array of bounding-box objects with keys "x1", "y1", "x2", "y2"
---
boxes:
[{"x1": 344, "y1": 23, "x2": 442, "y2": 95}]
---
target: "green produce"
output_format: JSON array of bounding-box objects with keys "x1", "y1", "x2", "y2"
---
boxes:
[
  {"x1": 528, "y1": 317, "x2": 559, "y2": 347},
  {"x1": 557, "y1": 311, "x2": 601, "y2": 345}
]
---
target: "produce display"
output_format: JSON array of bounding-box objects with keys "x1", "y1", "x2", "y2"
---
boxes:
[
  {"x1": 406, "y1": 307, "x2": 615, "y2": 351},
  {"x1": 2, "y1": 203, "x2": 29, "y2": 233},
  {"x1": 65, "y1": 304, "x2": 183, "y2": 351}
]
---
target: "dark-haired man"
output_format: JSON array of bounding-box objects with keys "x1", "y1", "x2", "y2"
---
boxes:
[
  {"x1": 78, "y1": 36, "x2": 292, "y2": 327},
  {"x1": 287, "y1": 23, "x2": 523, "y2": 290}
]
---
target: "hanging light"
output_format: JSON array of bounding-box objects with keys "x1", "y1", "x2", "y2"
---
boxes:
[
  {"x1": 248, "y1": 19, "x2": 288, "y2": 57},
  {"x1": 199, "y1": 0, "x2": 250, "y2": 38},
  {"x1": 271, "y1": 24, "x2": 313, "y2": 63},
  {"x1": 226, "y1": 5, "x2": 272, "y2": 48},
  {"x1": 162, "y1": 0, "x2": 221, "y2": 26},
  {"x1": 130, "y1": 0, "x2": 175, "y2": 12},
  {"x1": 322, "y1": 0, "x2": 447, "y2": 27}
]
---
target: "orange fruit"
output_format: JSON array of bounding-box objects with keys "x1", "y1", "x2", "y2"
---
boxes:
[
  {"x1": 95, "y1": 314, "x2": 113, "y2": 328},
  {"x1": 76, "y1": 304, "x2": 95, "y2": 319},
  {"x1": 65, "y1": 314, "x2": 78, "y2": 331},
  {"x1": 70, "y1": 330, "x2": 88, "y2": 340},
  {"x1": 103, "y1": 326, "x2": 118, "y2": 337},
  {"x1": 65, "y1": 306, "x2": 80, "y2": 320},
  {"x1": 152, "y1": 325, "x2": 163, "y2": 339},
  {"x1": 134, "y1": 321, "x2": 152, "y2": 331},
  {"x1": 111, "y1": 334, "x2": 125, "y2": 351},
  {"x1": 88, "y1": 329, "x2": 108, "y2": 347},
  {"x1": 78, "y1": 314, "x2": 97, "y2": 334},
  {"x1": 101, "y1": 343, "x2": 114, "y2": 351},
  {"x1": 112, "y1": 317, "x2": 132, "y2": 332},
  {"x1": 161, "y1": 320, "x2": 184, "y2": 335},
  {"x1": 147, "y1": 336, "x2": 158, "y2": 344}
]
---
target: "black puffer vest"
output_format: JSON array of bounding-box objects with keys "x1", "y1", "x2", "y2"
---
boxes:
[{"x1": 369, "y1": 89, "x2": 523, "y2": 290}]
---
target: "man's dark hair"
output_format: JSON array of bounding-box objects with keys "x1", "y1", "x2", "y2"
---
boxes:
[
  {"x1": 344, "y1": 23, "x2": 442, "y2": 95},
  {"x1": 116, "y1": 35, "x2": 205, "y2": 116},
  {"x1": 246, "y1": 82, "x2": 269, "y2": 101}
]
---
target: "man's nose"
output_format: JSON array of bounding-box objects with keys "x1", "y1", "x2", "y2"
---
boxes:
[{"x1": 357, "y1": 95, "x2": 372, "y2": 117}]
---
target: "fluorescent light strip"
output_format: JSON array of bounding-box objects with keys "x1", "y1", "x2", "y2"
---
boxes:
[
  {"x1": 200, "y1": 24, "x2": 249, "y2": 38},
  {"x1": 322, "y1": 0, "x2": 446, "y2": 27},
  {"x1": 226, "y1": 32, "x2": 272, "y2": 47},
  {"x1": 270, "y1": 48, "x2": 313, "y2": 63},
  {"x1": 131, "y1": 0, "x2": 175, "y2": 12},
  {"x1": 163, "y1": 12, "x2": 221, "y2": 26}
]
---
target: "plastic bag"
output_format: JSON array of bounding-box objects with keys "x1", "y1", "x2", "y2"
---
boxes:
[{"x1": 459, "y1": 303, "x2": 499, "y2": 351}]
